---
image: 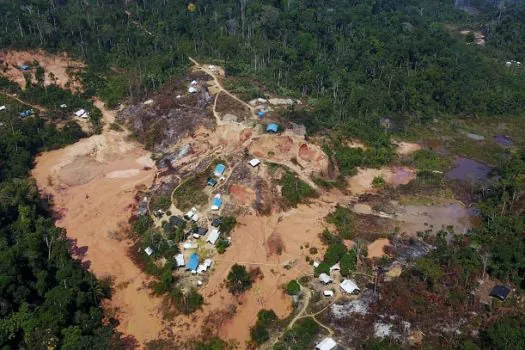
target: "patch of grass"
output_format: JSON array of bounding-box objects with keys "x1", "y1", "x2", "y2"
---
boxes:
[
  {"x1": 372, "y1": 176, "x2": 386, "y2": 189},
  {"x1": 413, "y1": 149, "x2": 451, "y2": 172},
  {"x1": 172, "y1": 176, "x2": 208, "y2": 212},
  {"x1": 326, "y1": 205, "x2": 354, "y2": 240},
  {"x1": 109, "y1": 122, "x2": 124, "y2": 132},
  {"x1": 278, "y1": 170, "x2": 317, "y2": 208},
  {"x1": 223, "y1": 77, "x2": 263, "y2": 101},
  {"x1": 398, "y1": 194, "x2": 457, "y2": 206},
  {"x1": 150, "y1": 195, "x2": 172, "y2": 211},
  {"x1": 172, "y1": 159, "x2": 225, "y2": 211}
]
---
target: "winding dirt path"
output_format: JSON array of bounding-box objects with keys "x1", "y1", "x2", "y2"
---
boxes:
[{"x1": 0, "y1": 92, "x2": 47, "y2": 111}]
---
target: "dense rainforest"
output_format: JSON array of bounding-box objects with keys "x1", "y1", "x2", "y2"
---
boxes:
[
  {"x1": 1, "y1": 0, "x2": 525, "y2": 129},
  {"x1": 0, "y1": 103, "x2": 122, "y2": 347}
]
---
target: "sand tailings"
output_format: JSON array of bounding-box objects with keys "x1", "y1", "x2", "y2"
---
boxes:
[{"x1": 32, "y1": 119, "x2": 164, "y2": 346}]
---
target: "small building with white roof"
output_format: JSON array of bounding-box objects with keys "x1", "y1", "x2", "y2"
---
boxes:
[
  {"x1": 323, "y1": 290, "x2": 334, "y2": 297},
  {"x1": 249, "y1": 158, "x2": 261, "y2": 167},
  {"x1": 74, "y1": 109, "x2": 88, "y2": 118},
  {"x1": 207, "y1": 229, "x2": 220, "y2": 245},
  {"x1": 340, "y1": 279, "x2": 360, "y2": 295},
  {"x1": 315, "y1": 337, "x2": 336, "y2": 350},
  {"x1": 319, "y1": 273, "x2": 332, "y2": 284},
  {"x1": 330, "y1": 262, "x2": 340, "y2": 272},
  {"x1": 175, "y1": 254, "x2": 185, "y2": 267},
  {"x1": 144, "y1": 247, "x2": 153, "y2": 256}
]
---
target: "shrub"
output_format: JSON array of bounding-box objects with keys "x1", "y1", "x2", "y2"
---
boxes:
[
  {"x1": 314, "y1": 262, "x2": 330, "y2": 277},
  {"x1": 340, "y1": 250, "x2": 357, "y2": 277},
  {"x1": 133, "y1": 215, "x2": 153, "y2": 236},
  {"x1": 257, "y1": 309, "x2": 277, "y2": 327},
  {"x1": 279, "y1": 171, "x2": 316, "y2": 208},
  {"x1": 216, "y1": 238, "x2": 230, "y2": 254},
  {"x1": 286, "y1": 280, "x2": 301, "y2": 295},
  {"x1": 323, "y1": 242, "x2": 347, "y2": 266},
  {"x1": 170, "y1": 288, "x2": 204, "y2": 314},
  {"x1": 372, "y1": 176, "x2": 386, "y2": 189},
  {"x1": 326, "y1": 205, "x2": 354, "y2": 239},
  {"x1": 226, "y1": 264, "x2": 252, "y2": 295},
  {"x1": 219, "y1": 216, "x2": 237, "y2": 235},
  {"x1": 250, "y1": 324, "x2": 269, "y2": 345}
]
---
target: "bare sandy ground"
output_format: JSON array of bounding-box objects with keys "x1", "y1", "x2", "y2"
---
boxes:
[
  {"x1": 171, "y1": 191, "x2": 346, "y2": 346},
  {"x1": 367, "y1": 238, "x2": 391, "y2": 259},
  {"x1": 393, "y1": 141, "x2": 422, "y2": 155},
  {"x1": 1, "y1": 50, "x2": 84, "y2": 90},
  {"x1": 347, "y1": 167, "x2": 416, "y2": 195},
  {"x1": 32, "y1": 108, "x2": 165, "y2": 345}
]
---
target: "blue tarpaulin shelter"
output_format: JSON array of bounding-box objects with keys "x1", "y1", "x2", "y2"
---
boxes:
[
  {"x1": 19, "y1": 109, "x2": 33, "y2": 117},
  {"x1": 211, "y1": 195, "x2": 223, "y2": 210},
  {"x1": 266, "y1": 123, "x2": 279, "y2": 133},
  {"x1": 257, "y1": 110, "x2": 266, "y2": 118},
  {"x1": 19, "y1": 65, "x2": 30, "y2": 71},
  {"x1": 214, "y1": 163, "x2": 226, "y2": 177},
  {"x1": 186, "y1": 253, "x2": 200, "y2": 271}
]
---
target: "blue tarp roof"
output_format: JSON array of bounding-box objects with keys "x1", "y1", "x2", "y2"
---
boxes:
[
  {"x1": 266, "y1": 123, "x2": 279, "y2": 132},
  {"x1": 207, "y1": 178, "x2": 217, "y2": 186},
  {"x1": 186, "y1": 253, "x2": 200, "y2": 271},
  {"x1": 257, "y1": 110, "x2": 266, "y2": 117},
  {"x1": 214, "y1": 163, "x2": 226, "y2": 175},
  {"x1": 212, "y1": 197, "x2": 223, "y2": 209},
  {"x1": 19, "y1": 65, "x2": 29, "y2": 70}
]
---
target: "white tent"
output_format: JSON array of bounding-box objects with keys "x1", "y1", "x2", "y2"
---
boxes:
[
  {"x1": 197, "y1": 264, "x2": 207, "y2": 274},
  {"x1": 313, "y1": 260, "x2": 320, "y2": 268},
  {"x1": 207, "y1": 229, "x2": 220, "y2": 245},
  {"x1": 204, "y1": 259, "x2": 213, "y2": 268},
  {"x1": 0, "y1": 106, "x2": 5, "y2": 111},
  {"x1": 183, "y1": 242, "x2": 198, "y2": 250},
  {"x1": 319, "y1": 273, "x2": 332, "y2": 284},
  {"x1": 330, "y1": 262, "x2": 340, "y2": 271},
  {"x1": 249, "y1": 158, "x2": 261, "y2": 167},
  {"x1": 315, "y1": 337, "x2": 336, "y2": 350},
  {"x1": 340, "y1": 279, "x2": 360, "y2": 294},
  {"x1": 144, "y1": 247, "x2": 153, "y2": 256},
  {"x1": 323, "y1": 290, "x2": 334, "y2": 297},
  {"x1": 175, "y1": 254, "x2": 185, "y2": 267},
  {"x1": 74, "y1": 109, "x2": 86, "y2": 117}
]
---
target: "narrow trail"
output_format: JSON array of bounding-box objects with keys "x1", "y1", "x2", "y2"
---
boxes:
[
  {"x1": 189, "y1": 56, "x2": 257, "y2": 119},
  {"x1": 0, "y1": 92, "x2": 47, "y2": 111},
  {"x1": 124, "y1": 10, "x2": 153, "y2": 36}
]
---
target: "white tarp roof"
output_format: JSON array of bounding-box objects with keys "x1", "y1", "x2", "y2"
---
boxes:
[
  {"x1": 319, "y1": 273, "x2": 332, "y2": 284},
  {"x1": 183, "y1": 242, "x2": 198, "y2": 250},
  {"x1": 313, "y1": 260, "x2": 320, "y2": 268},
  {"x1": 0, "y1": 106, "x2": 5, "y2": 111},
  {"x1": 315, "y1": 337, "x2": 337, "y2": 350},
  {"x1": 197, "y1": 264, "x2": 207, "y2": 274},
  {"x1": 204, "y1": 259, "x2": 213, "y2": 268},
  {"x1": 323, "y1": 290, "x2": 334, "y2": 297},
  {"x1": 143, "y1": 99, "x2": 154, "y2": 105},
  {"x1": 330, "y1": 262, "x2": 340, "y2": 271},
  {"x1": 144, "y1": 247, "x2": 153, "y2": 256},
  {"x1": 191, "y1": 213, "x2": 200, "y2": 222},
  {"x1": 190, "y1": 80, "x2": 198, "y2": 86},
  {"x1": 207, "y1": 229, "x2": 220, "y2": 244},
  {"x1": 175, "y1": 254, "x2": 185, "y2": 267},
  {"x1": 340, "y1": 279, "x2": 360, "y2": 294},
  {"x1": 74, "y1": 109, "x2": 86, "y2": 117},
  {"x1": 188, "y1": 86, "x2": 198, "y2": 93},
  {"x1": 249, "y1": 158, "x2": 261, "y2": 167}
]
